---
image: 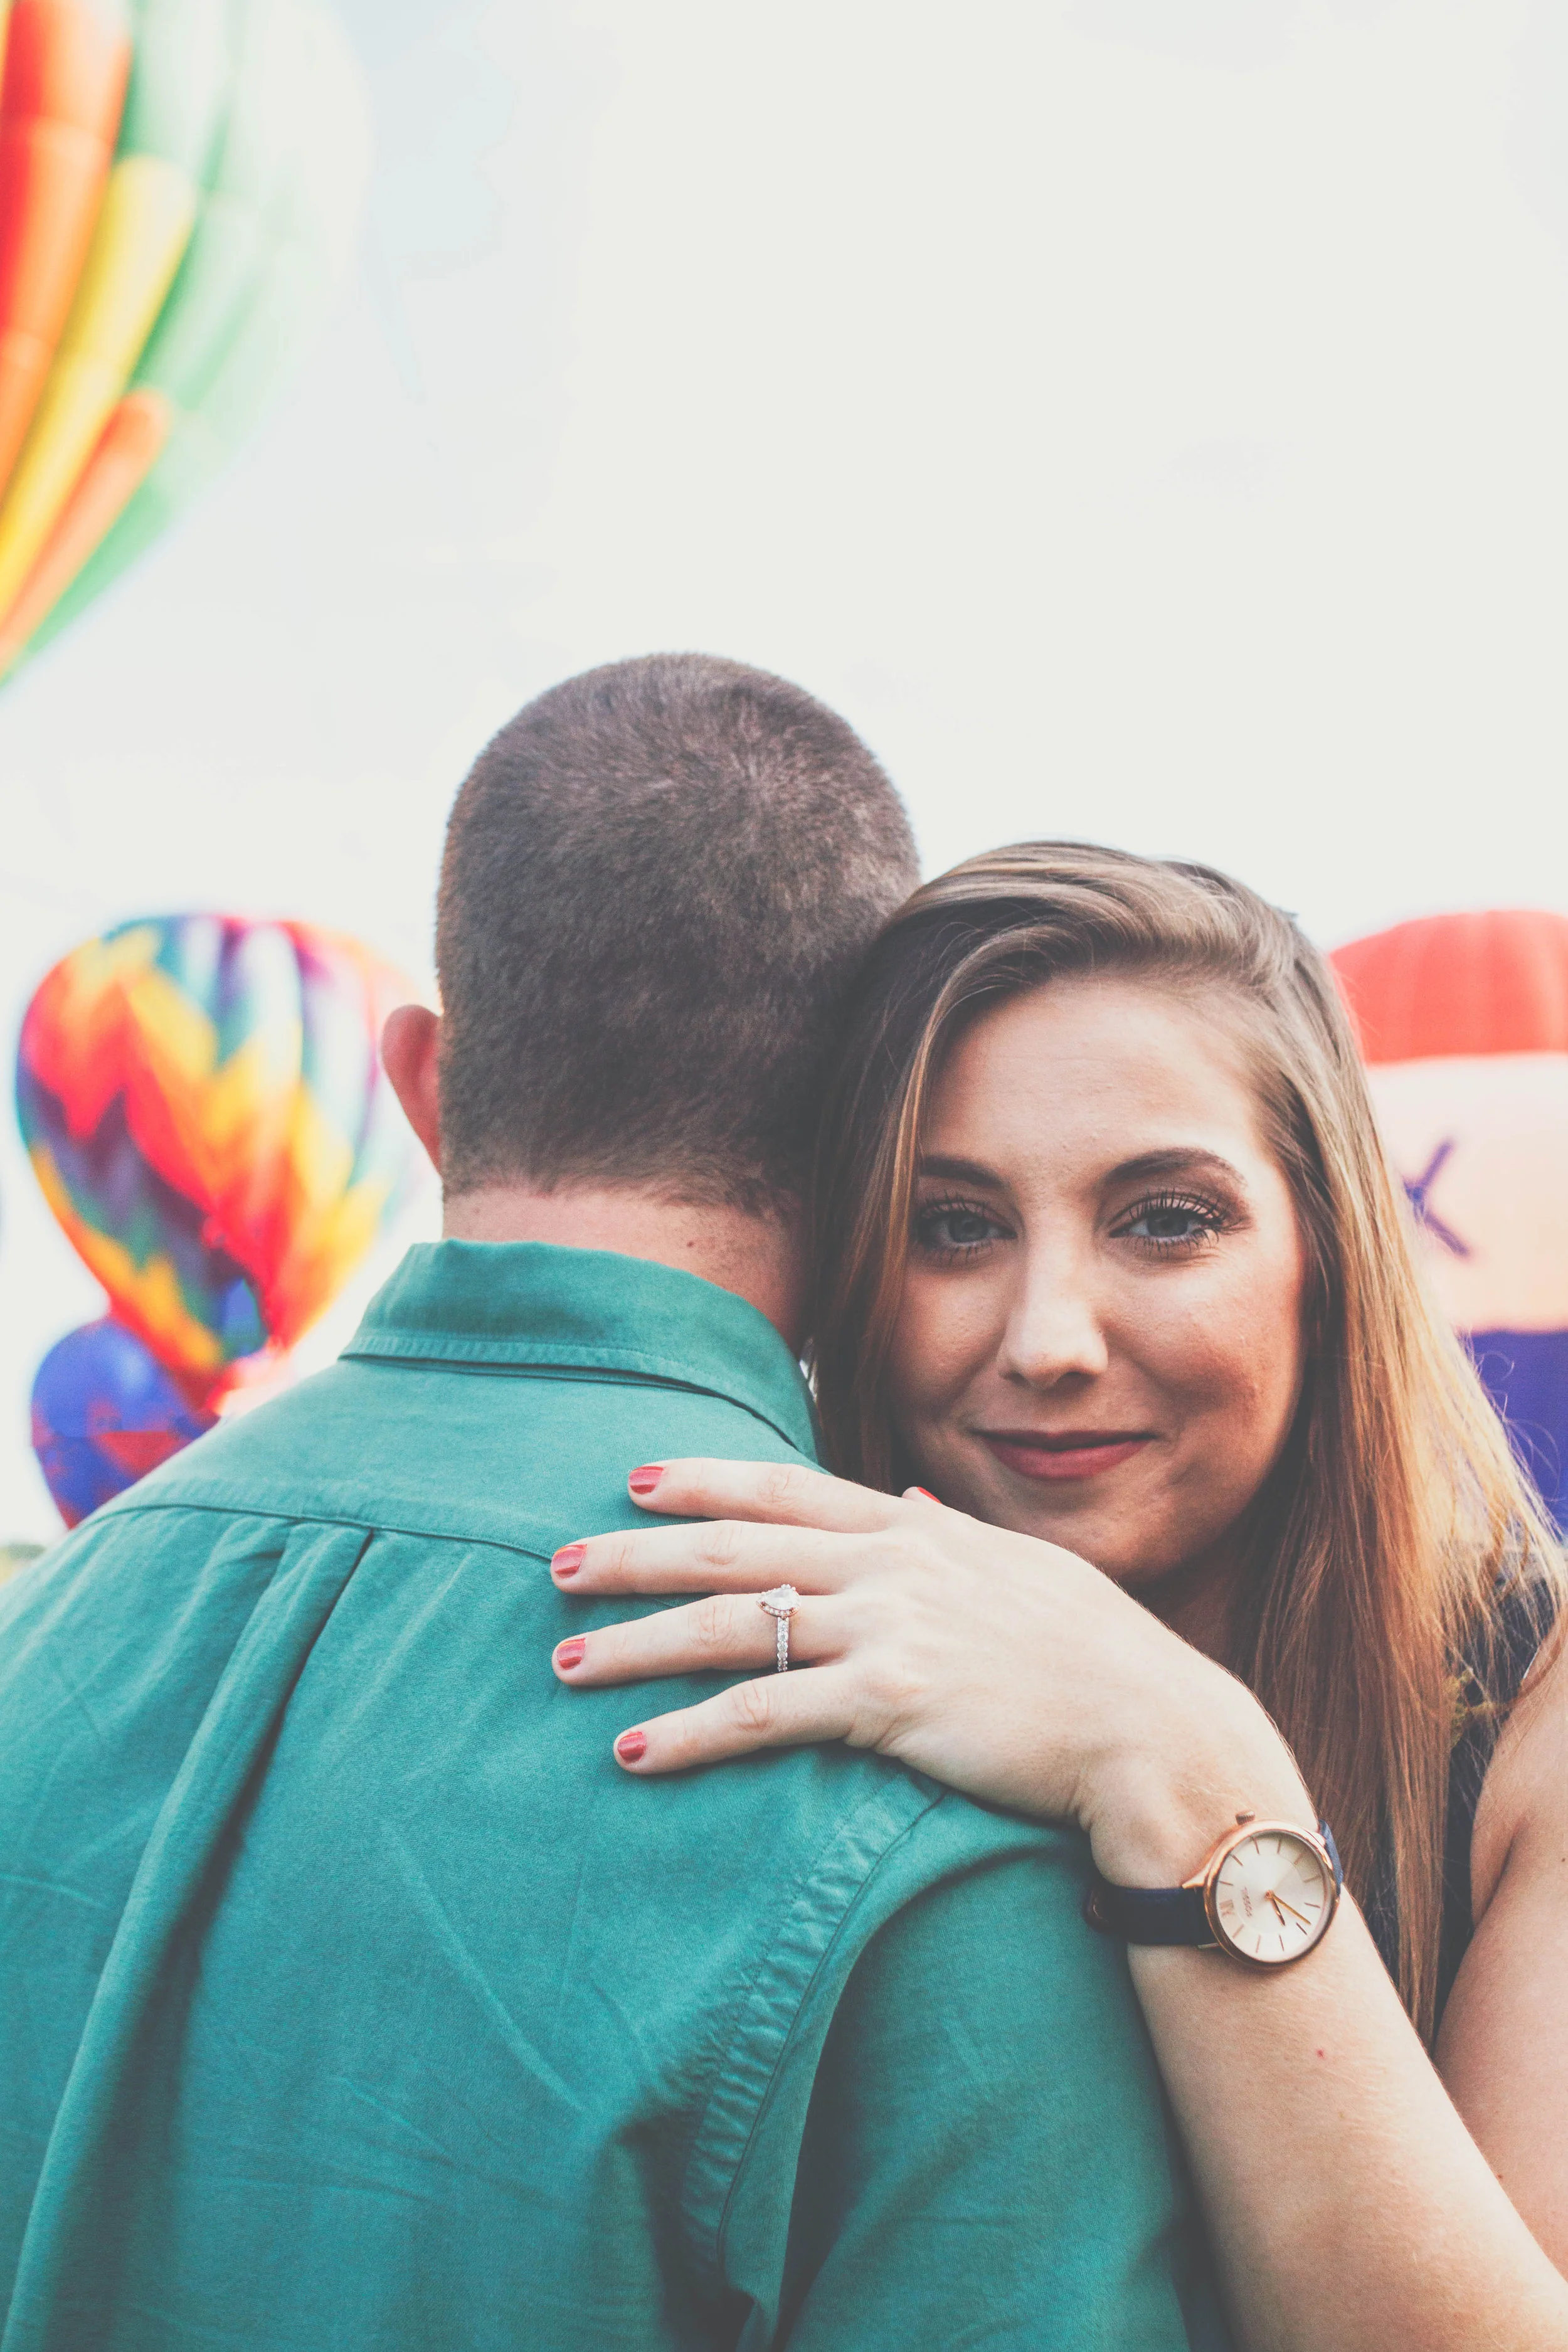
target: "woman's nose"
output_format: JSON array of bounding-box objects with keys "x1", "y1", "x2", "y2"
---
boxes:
[{"x1": 996, "y1": 1271, "x2": 1111, "y2": 1389}]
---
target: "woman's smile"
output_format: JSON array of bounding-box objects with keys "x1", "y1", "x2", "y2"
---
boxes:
[{"x1": 978, "y1": 1428, "x2": 1155, "y2": 1481}]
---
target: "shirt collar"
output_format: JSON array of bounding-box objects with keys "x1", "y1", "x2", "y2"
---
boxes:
[{"x1": 342, "y1": 1241, "x2": 820, "y2": 1459}]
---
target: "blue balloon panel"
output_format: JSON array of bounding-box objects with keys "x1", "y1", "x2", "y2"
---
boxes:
[
  {"x1": 31, "y1": 1317, "x2": 215, "y2": 1529},
  {"x1": 1465, "y1": 1328, "x2": 1568, "y2": 1533}
]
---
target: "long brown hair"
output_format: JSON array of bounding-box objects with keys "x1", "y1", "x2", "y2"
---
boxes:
[{"x1": 811, "y1": 841, "x2": 1562, "y2": 2038}]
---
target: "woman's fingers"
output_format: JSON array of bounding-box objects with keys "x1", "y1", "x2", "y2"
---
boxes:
[
  {"x1": 549, "y1": 1458, "x2": 944, "y2": 1596},
  {"x1": 551, "y1": 1516, "x2": 869, "y2": 1596},
  {"x1": 554, "y1": 1590, "x2": 842, "y2": 1685},
  {"x1": 610, "y1": 1661, "x2": 863, "y2": 1774},
  {"x1": 623, "y1": 1456, "x2": 904, "y2": 1534}
]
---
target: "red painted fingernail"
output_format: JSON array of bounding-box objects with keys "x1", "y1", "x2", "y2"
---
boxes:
[
  {"x1": 556, "y1": 1638, "x2": 586, "y2": 1671},
  {"x1": 552, "y1": 1544, "x2": 586, "y2": 1577},
  {"x1": 616, "y1": 1729, "x2": 647, "y2": 1764},
  {"x1": 628, "y1": 1466, "x2": 664, "y2": 1497},
  {"x1": 912, "y1": 1487, "x2": 940, "y2": 1503}
]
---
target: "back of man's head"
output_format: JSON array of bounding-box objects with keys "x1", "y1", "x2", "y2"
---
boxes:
[{"x1": 436, "y1": 654, "x2": 919, "y2": 1207}]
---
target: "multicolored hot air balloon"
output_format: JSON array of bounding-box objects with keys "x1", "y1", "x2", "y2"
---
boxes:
[
  {"x1": 1332, "y1": 909, "x2": 1568, "y2": 1528},
  {"x1": 0, "y1": 0, "x2": 367, "y2": 679},
  {"x1": 17, "y1": 914, "x2": 423, "y2": 1404},
  {"x1": 31, "y1": 1314, "x2": 216, "y2": 1526}
]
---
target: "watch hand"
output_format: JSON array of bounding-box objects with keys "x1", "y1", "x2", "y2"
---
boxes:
[{"x1": 1269, "y1": 1891, "x2": 1312, "y2": 1926}]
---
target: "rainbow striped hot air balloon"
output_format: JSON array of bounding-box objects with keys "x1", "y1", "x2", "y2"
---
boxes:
[
  {"x1": 17, "y1": 914, "x2": 423, "y2": 1406},
  {"x1": 0, "y1": 0, "x2": 367, "y2": 678},
  {"x1": 1333, "y1": 909, "x2": 1568, "y2": 1529}
]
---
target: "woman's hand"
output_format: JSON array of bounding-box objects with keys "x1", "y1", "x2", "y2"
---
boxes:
[
  {"x1": 554, "y1": 1462, "x2": 1568, "y2": 2342},
  {"x1": 552, "y1": 1458, "x2": 1314, "y2": 1884}
]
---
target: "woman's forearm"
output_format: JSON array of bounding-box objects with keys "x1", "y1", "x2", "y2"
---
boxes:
[
  {"x1": 1127, "y1": 1895, "x2": 1568, "y2": 2351},
  {"x1": 1093, "y1": 1705, "x2": 1568, "y2": 2352}
]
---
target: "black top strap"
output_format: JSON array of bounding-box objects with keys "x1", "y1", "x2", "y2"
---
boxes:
[
  {"x1": 1437, "y1": 1577, "x2": 1555, "y2": 2012},
  {"x1": 1365, "y1": 1574, "x2": 1558, "y2": 2023}
]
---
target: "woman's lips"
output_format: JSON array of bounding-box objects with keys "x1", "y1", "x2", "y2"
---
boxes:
[{"x1": 980, "y1": 1431, "x2": 1152, "y2": 1482}]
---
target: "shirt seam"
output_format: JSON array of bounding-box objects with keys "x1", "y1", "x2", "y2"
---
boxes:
[
  {"x1": 94, "y1": 1496, "x2": 556, "y2": 1565},
  {"x1": 679, "y1": 1776, "x2": 945, "y2": 2294}
]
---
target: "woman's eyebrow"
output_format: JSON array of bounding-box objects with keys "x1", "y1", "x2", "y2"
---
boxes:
[
  {"x1": 918, "y1": 1153, "x2": 1004, "y2": 1187},
  {"x1": 1111, "y1": 1147, "x2": 1249, "y2": 1189}
]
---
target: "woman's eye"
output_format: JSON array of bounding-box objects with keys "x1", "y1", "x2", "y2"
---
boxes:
[
  {"x1": 1116, "y1": 1194, "x2": 1225, "y2": 1249},
  {"x1": 915, "y1": 1201, "x2": 1010, "y2": 1256}
]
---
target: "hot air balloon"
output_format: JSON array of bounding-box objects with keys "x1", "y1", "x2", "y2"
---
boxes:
[
  {"x1": 17, "y1": 914, "x2": 423, "y2": 1404},
  {"x1": 0, "y1": 0, "x2": 367, "y2": 679},
  {"x1": 1332, "y1": 909, "x2": 1568, "y2": 1527},
  {"x1": 31, "y1": 1314, "x2": 215, "y2": 1527}
]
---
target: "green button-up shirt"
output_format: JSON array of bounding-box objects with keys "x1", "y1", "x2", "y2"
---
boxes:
[{"x1": 0, "y1": 1243, "x2": 1220, "y2": 2350}]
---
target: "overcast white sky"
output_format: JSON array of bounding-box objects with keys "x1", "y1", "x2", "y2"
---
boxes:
[{"x1": 4, "y1": 0, "x2": 1568, "y2": 1534}]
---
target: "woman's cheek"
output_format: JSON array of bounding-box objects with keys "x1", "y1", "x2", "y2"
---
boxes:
[
  {"x1": 887, "y1": 1268, "x2": 1002, "y2": 1423},
  {"x1": 1150, "y1": 1264, "x2": 1305, "y2": 1462}
]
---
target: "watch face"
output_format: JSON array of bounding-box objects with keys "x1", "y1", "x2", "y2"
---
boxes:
[{"x1": 1208, "y1": 1828, "x2": 1337, "y2": 1966}]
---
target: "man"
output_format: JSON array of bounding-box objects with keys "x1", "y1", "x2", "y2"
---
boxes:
[{"x1": 0, "y1": 656, "x2": 1216, "y2": 2348}]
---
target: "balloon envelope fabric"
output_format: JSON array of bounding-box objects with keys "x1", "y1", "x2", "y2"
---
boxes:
[
  {"x1": 0, "y1": 0, "x2": 368, "y2": 679},
  {"x1": 31, "y1": 1314, "x2": 215, "y2": 1527},
  {"x1": 17, "y1": 915, "x2": 422, "y2": 1401},
  {"x1": 1332, "y1": 910, "x2": 1568, "y2": 1528}
]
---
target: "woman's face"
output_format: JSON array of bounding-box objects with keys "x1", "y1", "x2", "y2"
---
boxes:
[{"x1": 886, "y1": 974, "x2": 1309, "y2": 1606}]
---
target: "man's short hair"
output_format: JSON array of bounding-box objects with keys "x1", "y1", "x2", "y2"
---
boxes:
[{"x1": 435, "y1": 653, "x2": 919, "y2": 1205}]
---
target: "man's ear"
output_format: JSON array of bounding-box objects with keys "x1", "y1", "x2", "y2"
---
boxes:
[{"x1": 381, "y1": 1004, "x2": 443, "y2": 1173}]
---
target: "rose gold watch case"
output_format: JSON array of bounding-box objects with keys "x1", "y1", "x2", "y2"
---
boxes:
[{"x1": 1184, "y1": 1818, "x2": 1341, "y2": 1969}]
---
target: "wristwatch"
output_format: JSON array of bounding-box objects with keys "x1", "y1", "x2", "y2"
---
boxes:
[{"x1": 1085, "y1": 1816, "x2": 1343, "y2": 1968}]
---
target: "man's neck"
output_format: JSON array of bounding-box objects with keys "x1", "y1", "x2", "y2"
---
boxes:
[{"x1": 442, "y1": 1185, "x2": 807, "y2": 1352}]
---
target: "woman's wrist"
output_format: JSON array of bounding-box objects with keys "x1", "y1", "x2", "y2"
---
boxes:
[{"x1": 1085, "y1": 1678, "x2": 1316, "y2": 1887}]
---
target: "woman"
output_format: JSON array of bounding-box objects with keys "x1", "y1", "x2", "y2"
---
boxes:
[{"x1": 548, "y1": 844, "x2": 1568, "y2": 2349}]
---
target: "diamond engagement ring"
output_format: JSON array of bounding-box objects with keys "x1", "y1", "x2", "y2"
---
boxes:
[{"x1": 758, "y1": 1584, "x2": 801, "y2": 1673}]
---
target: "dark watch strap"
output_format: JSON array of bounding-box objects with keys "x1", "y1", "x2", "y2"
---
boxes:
[
  {"x1": 1084, "y1": 1821, "x2": 1343, "y2": 1949},
  {"x1": 1084, "y1": 1879, "x2": 1211, "y2": 1945}
]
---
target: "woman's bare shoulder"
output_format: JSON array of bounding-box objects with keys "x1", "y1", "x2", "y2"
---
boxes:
[
  {"x1": 1471, "y1": 1621, "x2": 1568, "y2": 1921},
  {"x1": 1440, "y1": 1624, "x2": 1568, "y2": 2267}
]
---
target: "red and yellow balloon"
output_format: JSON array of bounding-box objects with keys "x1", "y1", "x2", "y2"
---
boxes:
[
  {"x1": 0, "y1": 0, "x2": 367, "y2": 678},
  {"x1": 18, "y1": 914, "x2": 425, "y2": 1433}
]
